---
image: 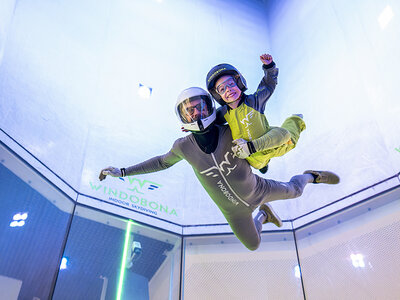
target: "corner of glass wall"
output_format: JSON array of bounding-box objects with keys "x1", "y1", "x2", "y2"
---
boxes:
[
  {"x1": 1, "y1": 141, "x2": 182, "y2": 300},
  {"x1": 182, "y1": 230, "x2": 304, "y2": 300},
  {"x1": 52, "y1": 205, "x2": 182, "y2": 300},
  {"x1": 0, "y1": 142, "x2": 76, "y2": 300},
  {"x1": 294, "y1": 185, "x2": 400, "y2": 299}
]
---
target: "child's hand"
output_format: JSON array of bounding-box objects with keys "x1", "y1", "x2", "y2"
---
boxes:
[
  {"x1": 260, "y1": 54, "x2": 273, "y2": 65},
  {"x1": 232, "y1": 138, "x2": 252, "y2": 159}
]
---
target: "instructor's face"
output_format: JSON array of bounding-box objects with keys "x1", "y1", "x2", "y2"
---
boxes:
[{"x1": 182, "y1": 98, "x2": 209, "y2": 122}]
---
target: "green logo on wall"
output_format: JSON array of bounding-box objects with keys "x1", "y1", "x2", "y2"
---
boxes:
[{"x1": 89, "y1": 176, "x2": 178, "y2": 217}]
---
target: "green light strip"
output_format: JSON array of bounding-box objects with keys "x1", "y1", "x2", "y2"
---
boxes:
[{"x1": 116, "y1": 219, "x2": 133, "y2": 300}]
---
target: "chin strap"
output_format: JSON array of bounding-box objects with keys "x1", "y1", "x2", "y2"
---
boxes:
[{"x1": 196, "y1": 119, "x2": 204, "y2": 131}]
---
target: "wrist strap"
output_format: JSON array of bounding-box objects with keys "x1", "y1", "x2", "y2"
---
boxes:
[
  {"x1": 120, "y1": 168, "x2": 126, "y2": 177},
  {"x1": 247, "y1": 141, "x2": 256, "y2": 155},
  {"x1": 262, "y1": 61, "x2": 276, "y2": 69}
]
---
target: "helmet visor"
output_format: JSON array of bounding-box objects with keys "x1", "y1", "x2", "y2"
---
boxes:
[{"x1": 178, "y1": 95, "x2": 213, "y2": 124}]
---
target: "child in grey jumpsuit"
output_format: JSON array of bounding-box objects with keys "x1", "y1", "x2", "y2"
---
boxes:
[{"x1": 100, "y1": 87, "x2": 339, "y2": 251}]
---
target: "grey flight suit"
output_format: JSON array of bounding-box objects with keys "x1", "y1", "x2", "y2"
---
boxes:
[{"x1": 125, "y1": 124, "x2": 308, "y2": 250}]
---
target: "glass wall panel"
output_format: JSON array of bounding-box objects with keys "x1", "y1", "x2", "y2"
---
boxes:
[
  {"x1": 296, "y1": 188, "x2": 400, "y2": 299},
  {"x1": 53, "y1": 205, "x2": 182, "y2": 300},
  {"x1": 0, "y1": 159, "x2": 75, "y2": 299},
  {"x1": 183, "y1": 231, "x2": 304, "y2": 300}
]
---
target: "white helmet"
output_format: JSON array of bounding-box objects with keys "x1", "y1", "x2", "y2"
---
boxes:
[{"x1": 175, "y1": 87, "x2": 216, "y2": 132}]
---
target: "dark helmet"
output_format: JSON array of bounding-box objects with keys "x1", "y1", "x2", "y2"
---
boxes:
[{"x1": 206, "y1": 63, "x2": 247, "y2": 105}]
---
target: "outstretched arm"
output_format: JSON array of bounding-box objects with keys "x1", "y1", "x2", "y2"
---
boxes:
[
  {"x1": 99, "y1": 150, "x2": 182, "y2": 181},
  {"x1": 252, "y1": 53, "x2": 279, "y2": 112}
]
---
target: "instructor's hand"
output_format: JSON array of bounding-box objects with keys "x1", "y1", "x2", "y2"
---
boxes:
[
  {"x1": 99, "y1": 166, "x2": 122, "y2": 181},
  {"x1": 232, "y1": 138, "x2": 253, "y2": 159}
]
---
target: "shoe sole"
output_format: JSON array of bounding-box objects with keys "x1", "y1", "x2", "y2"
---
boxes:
[
  {"x1": 304, "y1": 170, "x2": 340, "y2": 184},
  {"x1": 259, "y1": 203, "x2": 283, "y2": 227}
]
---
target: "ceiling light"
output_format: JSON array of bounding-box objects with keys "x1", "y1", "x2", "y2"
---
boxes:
[
  {"x1": 10, "y1": 212, "x2": 28, "y2": 227},
  {"x1": 294, "y1": 265, "x2": 301, "y2": 278},
  {"x1": 10, "y1": 220, "x2": 25, "y2": 227},
  {"x1": 138, "y1": 84, "x2": 152, "y2": 99},
  {"x1": 13, "y1": 212, "x2": 28, "y2": 221},
  {"x1": 60, "y1": 257, "x2": 68, "y2": 270},
  {"x1": 350, "y1": 253, "x2": 365, "y2": 268},
  {"x1": 378, "y1": 5, "x2": 394, "y2": 29}
]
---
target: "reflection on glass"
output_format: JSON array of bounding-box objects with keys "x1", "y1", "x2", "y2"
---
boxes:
[
  {"x1": 60, "y1": 257, "x2": 68, "y2": 270},
  {"x1": 53, "y1": 205, "x2": 182, "y2": 299},
  {"x1": 0, "y1": 158, "x2": 75, "y2": 300},
  {"x1": 294, "y1": 265, "x2": 301, "y2": 278},
  {"x1": 350, "y1": 253, "x2": 365, "y2": 268},
  {"x1": 183, "y1": 232, "x2": 303, "y2": 299},
  {"x1": 116, "y1": 219, "x2": 133, "y2": 300}
]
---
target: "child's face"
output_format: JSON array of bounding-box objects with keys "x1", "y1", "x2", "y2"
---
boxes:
[{"x1": 215, "y1": 75, "x2": 242, "y2": 106}]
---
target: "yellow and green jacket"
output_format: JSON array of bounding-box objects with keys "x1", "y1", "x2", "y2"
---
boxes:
[{"x1": 216, "y1": 63, "x2": 303, "y2": 169}]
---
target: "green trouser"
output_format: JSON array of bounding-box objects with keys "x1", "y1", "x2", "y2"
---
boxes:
[{"x1": 246, "y1": 115, "x2": 306, "y2": 169}]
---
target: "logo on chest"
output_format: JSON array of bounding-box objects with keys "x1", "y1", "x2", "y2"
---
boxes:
[
  {"x1": 199, "y1": 152, "x2": 237, "y2": 177},
  {"x1": 239, "y1": 110, "x2": 254, "y2": 129},
  {"x1": 238, "y1": 110, "x2": 255, "y2": 140}
]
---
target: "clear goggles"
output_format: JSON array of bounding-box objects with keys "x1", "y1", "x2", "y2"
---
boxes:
[{"x1": 216, "y1": 77, "x2": 237, "y2": 95}]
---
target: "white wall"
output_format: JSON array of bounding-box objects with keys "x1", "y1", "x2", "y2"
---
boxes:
[
  {"x1": 0, "y1": 0, "x2": 16, "y2": 64},
  {"x1": 265, "y1": 0, "x2": 400, "y2": 219},
  {"x1": 149, "y1": 243, "x2": 181, "y2": 300},
  {"x1": 1, "y1": 0, "x2": 399, "y2": 227},
  {"x1": 0, "y1": 0, "x2": 271, "y2": 225},
  {"x1": 296, "y1": 189, "x2": 400, "y2": 298}
]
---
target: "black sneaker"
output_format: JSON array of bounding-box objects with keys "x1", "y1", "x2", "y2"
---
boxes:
[{"x1": 259, "y1": 165, "x2": 269, "y2": 174}]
